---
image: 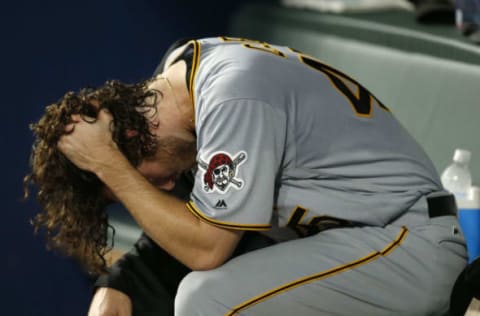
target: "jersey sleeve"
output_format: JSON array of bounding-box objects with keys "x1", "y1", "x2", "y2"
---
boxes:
[{"x1": 187, "y1": 99, "x2": 286, "y2": 231}]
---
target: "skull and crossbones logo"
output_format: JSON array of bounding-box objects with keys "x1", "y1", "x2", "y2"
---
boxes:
[{"x1": 198, "y1": 151, "x2": 247, "y2": 193}]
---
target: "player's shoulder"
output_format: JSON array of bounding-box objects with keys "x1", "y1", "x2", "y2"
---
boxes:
[
  {"x1": 196, "y1": 36, "x2": 248, "y2": 48},
  {"x1": 154, "y1": 37, "x2": 237, "y2": 75},
  {"x1": 195, "y1": 36, "x2": 290, "y2": 60}
]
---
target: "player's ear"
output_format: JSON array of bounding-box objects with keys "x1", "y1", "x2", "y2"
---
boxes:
[{"x1": 125, "y1": 129, "x2": 139, "y2": 138}]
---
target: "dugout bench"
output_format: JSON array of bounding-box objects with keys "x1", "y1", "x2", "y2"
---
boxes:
[{"x1": 107, "y1": 2, "x2": 480, "y2": 315}]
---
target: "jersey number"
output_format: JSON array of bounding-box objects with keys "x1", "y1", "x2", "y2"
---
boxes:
[
  {"x1": 220, "y1": 37, "x2": 390, "y2": 117},
  {"x1": 287, "y1": 206, "x2": 354, "y2": 237}
]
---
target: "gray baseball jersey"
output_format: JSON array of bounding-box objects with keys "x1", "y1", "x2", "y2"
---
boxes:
[
  {"x1": 155, "y1": 37, "x2": 467, "y2": 315},
  {"x1": 159, "y1": 36, "x2": 441, "y2": 230}
]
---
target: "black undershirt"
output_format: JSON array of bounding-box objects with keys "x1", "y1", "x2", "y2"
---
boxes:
[{"x1": 152, "y1": 38, "x2": 195, "y2": 91}]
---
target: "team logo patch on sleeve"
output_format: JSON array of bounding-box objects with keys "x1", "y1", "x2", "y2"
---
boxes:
[{"x1": 198, "y1": 151, "x2": 247, "y2": 193}]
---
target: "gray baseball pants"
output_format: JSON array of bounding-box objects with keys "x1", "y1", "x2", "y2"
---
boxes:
[{"x1": 175, "y1": 197, "x2": 467, "y2": 316}]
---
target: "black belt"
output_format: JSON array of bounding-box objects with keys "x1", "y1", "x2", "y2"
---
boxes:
[
  {"x1": 293, "y1": 193, "x2": 457, "y2": 238},
  {"x1": 427, "y1": 193, "x2": 458, "y2": 218}
]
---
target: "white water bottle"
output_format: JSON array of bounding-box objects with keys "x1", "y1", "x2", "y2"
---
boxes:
[
  {"x1": 458, "y1": 186, "x2": 480, "y2": 262},
  {"x1": 441, "y1": 149, "x2": 472, "y2": 202}
]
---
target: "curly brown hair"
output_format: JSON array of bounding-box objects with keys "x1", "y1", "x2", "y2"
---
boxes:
[{"x1": 24, "y1": 79, "x2": 159, "y2": 275}]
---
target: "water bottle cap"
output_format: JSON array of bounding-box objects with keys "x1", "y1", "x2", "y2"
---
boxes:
[
  {"x1": 453, "y1": 148, "x2": 471, "y2": 164},
  {"x1": 468, "y1": 186, "x2": 480, "y2": 203}
]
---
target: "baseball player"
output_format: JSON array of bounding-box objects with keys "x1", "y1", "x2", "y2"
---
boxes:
[{"x1": 56, "y1": 37, "x2": 467, "y2": 315}]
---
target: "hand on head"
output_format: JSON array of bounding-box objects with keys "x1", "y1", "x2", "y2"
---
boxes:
[{"x1": 58, "y1": 108, "x2": 119, "y2": 173}]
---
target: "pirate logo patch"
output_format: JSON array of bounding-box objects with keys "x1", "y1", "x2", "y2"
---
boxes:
[{"x1": 198, "y1": 151, "x2": 247, "y2": 193}]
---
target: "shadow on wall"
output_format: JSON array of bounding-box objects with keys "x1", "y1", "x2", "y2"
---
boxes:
[{"x1": 1, "y1": 0, "x2": 251, "y2": 314}]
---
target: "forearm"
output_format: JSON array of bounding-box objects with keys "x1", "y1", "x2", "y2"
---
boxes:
[{"x1": 94, "y1": 151, "x2": 240, "y2": 269}]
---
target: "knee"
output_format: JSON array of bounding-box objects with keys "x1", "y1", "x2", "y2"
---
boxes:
[
  {"x1": 175, "y1": 271, "x2": 207, "y2": 307},
  {"x1": 175, "y1": 270, "x2": 225, "y2": 316}
]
